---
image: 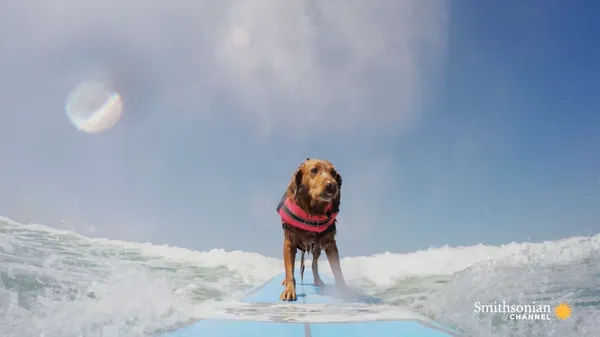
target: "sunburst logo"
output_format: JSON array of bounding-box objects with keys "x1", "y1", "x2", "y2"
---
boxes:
[{"x1": 554, "y1": 302, "x2": 572, "y2": 320}]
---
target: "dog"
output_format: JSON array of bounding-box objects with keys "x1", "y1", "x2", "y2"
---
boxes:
[{"x1": 276, "y1": 158, "x2": 348, "y2": 301}]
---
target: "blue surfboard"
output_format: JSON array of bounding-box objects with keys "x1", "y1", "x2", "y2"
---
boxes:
[{"x1": 158, "y1": 268, "x2": 461, "y2": 337}]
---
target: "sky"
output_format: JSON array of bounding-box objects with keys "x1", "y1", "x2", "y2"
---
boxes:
[{"x1": 0, "y1": 0, "x2": 599, "y2": 258}]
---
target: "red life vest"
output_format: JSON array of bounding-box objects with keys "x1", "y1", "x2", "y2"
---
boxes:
[{"x1": 276, "y1": 195, "x2": 338, "y2": 233}]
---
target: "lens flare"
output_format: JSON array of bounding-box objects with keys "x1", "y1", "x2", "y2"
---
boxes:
[
  {"x1": 65, "y1": 81, "x2": 123, "y2": 133},
  {"x1": 231, "y1": 27, "x2": 251, "y2": 49}
]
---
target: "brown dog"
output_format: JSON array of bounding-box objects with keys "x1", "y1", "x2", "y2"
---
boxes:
[{"x1": 277, "y1": 158, "x2": 347, "y2": 301}]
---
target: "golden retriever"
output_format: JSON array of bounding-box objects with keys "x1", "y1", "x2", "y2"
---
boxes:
[{"x1": 277, "y1": 158, "x2": 347, "y2": 301}]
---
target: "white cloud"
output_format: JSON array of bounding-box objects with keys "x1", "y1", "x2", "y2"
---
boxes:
[
  {"x1": 0, "y1": 0, "x2": 449, "y2": 248},
  {"x1": 1, "y1": 0, "x2": 448, "y2": 139}
]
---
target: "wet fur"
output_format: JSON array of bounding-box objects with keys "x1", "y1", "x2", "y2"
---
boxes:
[{"x1": 279, "y1": 158, "x2": 348, "y2": 301}]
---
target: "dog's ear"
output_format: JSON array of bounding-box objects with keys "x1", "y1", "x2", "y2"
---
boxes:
[
  {"x1": 294, "y1": 168, "x2": 304, "y2": 194},
  {"x1": 334, "y1": 170, "x2": 342, "y2": 190},
  {"x1": 332, "y1": 169, "x2": 342, "y2": 213},
  {"x1": 287, "y1": 162, "x2": 306, "y2": 197}
]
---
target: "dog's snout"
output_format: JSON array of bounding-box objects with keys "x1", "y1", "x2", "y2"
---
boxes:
[{"x1": 325, "y1": 182, "x2": 337, "y2": 194}]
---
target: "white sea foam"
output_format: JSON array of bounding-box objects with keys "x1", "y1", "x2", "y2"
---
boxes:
[{"x1": 0, "y1": 216, "x2": 598, "y2": 337}]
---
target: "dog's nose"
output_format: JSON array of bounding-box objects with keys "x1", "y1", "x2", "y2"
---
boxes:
[{"x1": 325, "y1": 182, "x2": 337, "y2": 194}]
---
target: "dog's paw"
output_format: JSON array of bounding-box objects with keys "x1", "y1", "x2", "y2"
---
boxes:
[
  {"x1": 279, "y1": 287, "x2": 297, "y2": 301},
  {"x1": 314, "y1": 277, "x2": 325, "y2": 288}
]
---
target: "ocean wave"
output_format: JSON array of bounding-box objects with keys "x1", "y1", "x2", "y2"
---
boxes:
[{"x1": 1, "y1": 216, "x2": 599, "y2": 337}]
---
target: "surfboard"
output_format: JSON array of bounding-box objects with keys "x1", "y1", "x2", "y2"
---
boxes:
[{"x1": 158, "y1": 268, "x2": 461, "y2": 337}]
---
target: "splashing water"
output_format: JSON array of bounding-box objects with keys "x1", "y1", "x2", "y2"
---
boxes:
[{"x1": 0, "y1": 216, "x2": 598, "y2": 337}]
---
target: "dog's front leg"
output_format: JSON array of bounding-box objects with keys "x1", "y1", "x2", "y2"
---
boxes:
[
  {"x1": 311, "y1": 250, "x2": 325, "y2": 287},
  {"x1": 280, "y1": 234, "x2": 297, "y2": 301},
  {"x1": 324, "y1": 241, "x2": 347, "y2": 290}
]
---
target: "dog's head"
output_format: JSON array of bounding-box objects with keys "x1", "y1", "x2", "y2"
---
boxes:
[{"x1": 287, "y1": 158, "x2": 342, "y2": 214}]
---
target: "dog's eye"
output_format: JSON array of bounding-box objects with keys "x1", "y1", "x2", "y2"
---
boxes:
[{"x1": 311, "y1": 167, "x2": 318, "y2": 174}]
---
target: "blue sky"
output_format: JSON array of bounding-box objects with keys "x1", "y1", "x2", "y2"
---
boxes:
[{"x1": 0, "y1": 1, "x2": 598, "y2": 257}]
